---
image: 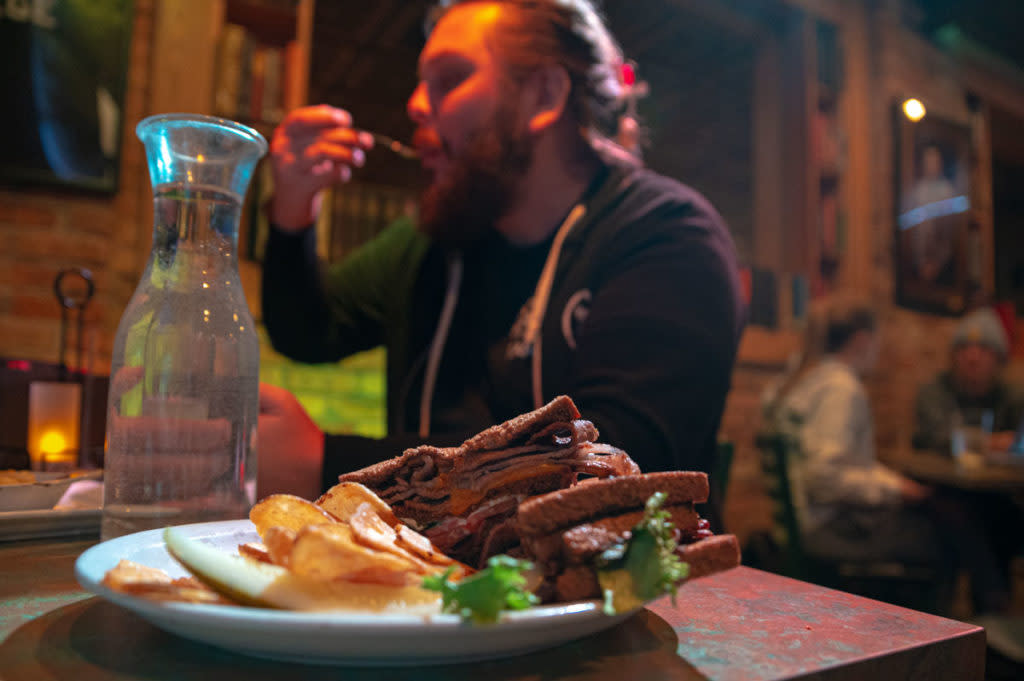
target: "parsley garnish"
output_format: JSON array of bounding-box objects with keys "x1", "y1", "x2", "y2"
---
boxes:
[
  {"x1": 422, "y1": 555, "x2": 539, "y2": 624},
  {"x1": 596, "y1": 491, "x2": 689, "y2": 614}
]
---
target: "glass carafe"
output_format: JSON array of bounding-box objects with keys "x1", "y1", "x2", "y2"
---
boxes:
[{"x1": 102, "y1": 114, "x2": 267, "y2": 539}]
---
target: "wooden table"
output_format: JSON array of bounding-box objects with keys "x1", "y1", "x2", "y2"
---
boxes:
[
  {"x1": 0, "y1": 536, "x2": 986, "y2": 680},
  {"x1": 882, "y1": 448, "x2": 1024, "y2": 494}
]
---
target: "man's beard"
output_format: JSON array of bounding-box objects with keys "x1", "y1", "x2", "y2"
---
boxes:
[{"x1": 418, "y1": 107, "x2": 533, "y2": 247}]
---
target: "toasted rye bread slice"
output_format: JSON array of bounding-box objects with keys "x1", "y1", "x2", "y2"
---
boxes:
[
  {"x1": 336, "y1": 445, "x2": 458, "y2": 491},
  {"x1": 461, "y1": 395, "x2": 581, "y2": 452},
  {"x1": 517, "y1": 471, "x2": 710, "y2": 538},
  {"x1": 678, "y1": 534, "x2": 741, "y2": 579},
  {"x1": 336, "y1": 396, "x2": 583, "y2": 490},
  {"x1": 550, "y1": 533, "x2": 742, "y2": 603},
  {"x1": 522, "y1": 503, "x2": 700, "y2": 566}
]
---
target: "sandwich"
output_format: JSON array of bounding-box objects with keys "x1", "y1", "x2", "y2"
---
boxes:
[
  {"x1": 333, "y1": 396, "x2": 640, "y2": 566},
  {"x1": 515, "y1": 471, "x2": 741, "y2": 604}
]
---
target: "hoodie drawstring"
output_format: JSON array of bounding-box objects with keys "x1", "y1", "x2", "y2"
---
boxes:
[
  {"x1": 419, "y1": 253, "x2": 463, "y2": 438},
  {"x1": 417, "y1": 202, "x2": 586, "y2": 436},
  {"x1": 526, "y1": 203, "x2": 586, "y2": 408}
]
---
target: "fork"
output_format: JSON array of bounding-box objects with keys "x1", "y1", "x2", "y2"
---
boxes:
[{"x1": 367, "y1": 132, "x2": 419, "y2": 161}]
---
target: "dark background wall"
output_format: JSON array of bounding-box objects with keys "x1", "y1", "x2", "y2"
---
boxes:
[{"x1": 308, "y1": 0, "x2": 757, "y2": 259}]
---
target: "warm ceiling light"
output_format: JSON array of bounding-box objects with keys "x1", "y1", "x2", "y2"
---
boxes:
[{"x1": 903, "y1": 98, "x2": 926, "y2": 122}]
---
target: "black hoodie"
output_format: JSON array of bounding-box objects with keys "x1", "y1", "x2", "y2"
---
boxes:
[{"x1": 262, "y1": 162, "x2": 746, "y2": 494}]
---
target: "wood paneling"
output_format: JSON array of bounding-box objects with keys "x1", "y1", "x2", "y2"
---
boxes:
[{"x1": 149, "y1": 0, "x2": 222, "y2": 116}]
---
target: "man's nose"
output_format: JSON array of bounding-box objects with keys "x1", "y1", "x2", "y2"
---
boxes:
[{"x1": 407, "y1": 82, "x2": 429, "y2": 124}]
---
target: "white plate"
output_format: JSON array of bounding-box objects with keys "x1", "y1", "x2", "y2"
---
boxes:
[
  {"x1": 75, "y1": 519, "x2": 634, "y2": 665},
  {"x1": 0, "y1": 471, "x2": 86, "y2": 511}
]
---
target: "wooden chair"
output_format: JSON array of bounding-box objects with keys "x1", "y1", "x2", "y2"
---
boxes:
[
  {"x1": 754, "y1": 428, "x2": 816, "y2": 580},
  {"x1": 754, "y1": 425, "x2": 951, "y2": 613},
  {"x1": 703, "y1": 440, "x2": 734, "y2": 533}
]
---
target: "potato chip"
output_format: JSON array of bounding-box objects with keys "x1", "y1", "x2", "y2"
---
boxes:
[
  {"x1": 338, "y1": 566, "x2": 417, "y2": 587},
  {"x1": 264, "y1": 526, "x2": 298, "y2": 568},
  {"x1": 315, "y1": 482, "x2": 400, "y2": 527},
  {"x1": 132, "y1": 578, "x2": 232, "y2": 605},
  {"x1": 102, "y1": 559, "x2": 231, "y2": 605},
  {"x1": 347, "y1": 502, "x2": 439, "y2": 572},
  {"x1": 237, "y1": 542, "x2": 273, "y2": 564},
  {"x1": 289, "y1": 523, "x2": 420, "y2": 585},
  {"x1": 396, "y1": 525, "x2": 460, "y2": 568},
  {"x1": 249, "y1": 494, "x2": 337, "y2": 540},
  {"x1": 167, "y1": 527, "x2": 439, "y2": 611},
  {"x1": 348, "y1": 502, "x2": 398, "y2": 552},
  {"x1": 102, "y1": 559, "x2": 175, "y2": 589}
]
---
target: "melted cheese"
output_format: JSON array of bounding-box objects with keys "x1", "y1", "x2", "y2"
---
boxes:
[{"x1": 448, "y1": 463, "x2": 568, "y2": 516}]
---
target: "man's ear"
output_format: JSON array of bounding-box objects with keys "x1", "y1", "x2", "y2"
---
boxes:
[{"x1": 523, "y1": 64, "x2": 571, "y2": 134}]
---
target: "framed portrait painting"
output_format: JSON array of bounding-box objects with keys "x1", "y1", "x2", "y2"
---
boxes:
[{"x1": 893, "y1": 106, "x2": 974, "y2": 316}]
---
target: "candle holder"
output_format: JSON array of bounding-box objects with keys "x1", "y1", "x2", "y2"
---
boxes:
[{"x1": 27, "y1": 381, "x2": 82, "y2": 471}]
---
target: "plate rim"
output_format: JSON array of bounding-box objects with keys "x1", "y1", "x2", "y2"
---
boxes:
[
  {"x1": 0, "y1": 469, "x2": 102, "y2": 488},
  {"x1": 0, "y1": 506, "x2": 102, "y2": 520}
]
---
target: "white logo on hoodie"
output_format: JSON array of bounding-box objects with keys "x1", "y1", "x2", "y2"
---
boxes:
[{"x1": 561, "y1": 289, "x2": 592, "y2": 350}]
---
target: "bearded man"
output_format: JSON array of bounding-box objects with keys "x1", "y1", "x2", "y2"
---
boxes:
[{"x1": 258, "y1": 0, "x2": 745, "y2": 512}]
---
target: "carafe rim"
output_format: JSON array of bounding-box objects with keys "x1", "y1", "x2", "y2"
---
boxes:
[{"x1": 136, "y1": 113, "x2": 268, "y2": 156}]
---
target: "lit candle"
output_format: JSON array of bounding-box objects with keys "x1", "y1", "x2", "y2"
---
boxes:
[{"x1": 28, "y1": 382, "x2": 81, "y2": 471}]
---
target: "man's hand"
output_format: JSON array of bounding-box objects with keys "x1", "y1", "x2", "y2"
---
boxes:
[
  {"x1": 269, "y1": 105, "x2": 374, "y2": 230},
  {"x1": 900, "y1": 476, "x2": 933, "y2": 505},
  {"x1": 256, "y1": 383, "x2": 325, "y2": 500}
]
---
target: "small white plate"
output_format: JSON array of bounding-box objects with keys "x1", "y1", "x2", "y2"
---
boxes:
[
  {"x1": 0, "y1": 470, "x2": 101, "y2": 512},
  {"x1": 75, "y1": 519, "x2": 635, "y2": 665}
]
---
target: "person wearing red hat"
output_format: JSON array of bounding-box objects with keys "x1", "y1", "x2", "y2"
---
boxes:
[
  {"x1": 912, "y1": 307, "x2": 1024, "y2": 616},
  {"x1": 913, "y1": 307, "x2": 1024, "y2": 455}
]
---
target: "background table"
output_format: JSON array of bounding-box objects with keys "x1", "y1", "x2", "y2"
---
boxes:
[
  {"x1": 0, "y1": 536, "x2": 987, "y2": 680},
  {"x1": 882, "y1": 448, "x2": 1024, "y2": 495}
]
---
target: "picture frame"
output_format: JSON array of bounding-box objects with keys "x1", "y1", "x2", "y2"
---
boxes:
[
  {"x1": 892, "y1": 105, "x2": 974, "y2": 316},
  {"x1": 0, "y1": 1, "x2": 135, "y2": 194}
]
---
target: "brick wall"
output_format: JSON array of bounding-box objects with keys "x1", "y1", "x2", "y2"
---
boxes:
[
  {"x1": 0, "y1": 0, "x2": 155, "y2": 375},
  {"x1": 718, "y1": 1, "x2": 997, "y2": 545}
]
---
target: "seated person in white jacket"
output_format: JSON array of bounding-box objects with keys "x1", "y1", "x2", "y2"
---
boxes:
[
  {"x1": 766, "y1": 297, "x2": 936, "y2": 564},
  {"x1": 765, "y1": 296, "x2": 1011, "y2": 610},
  {"x1": 765, "y1": 297, "x2": 1011, "y2": 613}
]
